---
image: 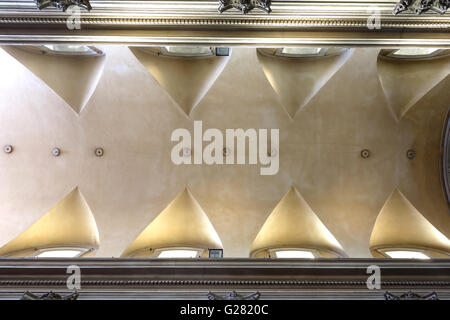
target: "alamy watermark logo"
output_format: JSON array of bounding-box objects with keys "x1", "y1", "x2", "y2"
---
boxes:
[
  {"x1": 66, "y1": 5, "x2": 81, "y2": 30},
  {"x1": 367, "y1": 6, "x2": 381, "y2": 30},
  {"x1": 171, "y1": 121, "x2": 279, "y2": 176},
  {"x1": 366, "y1": 265, "x2": 381, "y2": 290},
  {"x1": 66, "y1": 265, "x2": 81, "y2": 290}
]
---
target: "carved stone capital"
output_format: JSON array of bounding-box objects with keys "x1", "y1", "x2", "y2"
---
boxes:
[
  {"x1": 218, "y1": 0, "x2": 271, "y2": 14},
  {"x1": 393, "y1": 0, "x2": 449, "y2": 15},
  {"x1": 34, "y1": 0, "x2": 92, "y2": 11}
]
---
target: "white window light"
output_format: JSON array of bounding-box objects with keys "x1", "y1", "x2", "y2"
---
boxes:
[
  {"x1": 164, "y1": 46, "x2": 213, "y2": 56},
  {"x1": 384, "y1": 250, "x2": 430, "y2": 259},
  {"x1": 280, "y1": 47, "x2": 322, "y2": 56},
  {"x1": 392, "y1": 48, "x2": 440, "y2": 57},
  {"x1": 157, "y1": 249, "x2": 199, "y2": 258},
  {"x1": 36, "y1": 249, "x2": 84, "y2": 258},
  {"x1": 274, "y1": 250, "x2": 315, "y2": 259},
  {"x1": 43, "y1": 45, "x2": 93, "y2": 53}
]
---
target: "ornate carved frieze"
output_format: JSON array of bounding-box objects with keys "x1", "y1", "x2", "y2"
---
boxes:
[
  {"x1": 218, "y1": 0, "x2": 271, "y2": 14},
  {"x1": 21, "y1": 291, "x2": 79, "y2": 300},
  {"x1": 384, "y1": 291, "x2": 439, "y2": 300},
  {"x1": 208, "y1": 291, "x2": 260, "y2": 300},
  {"x1": 34, "y1": 0, "x2": 92, "y2": 11},
  {"x1": 393, "y1": 0, "x2": 449, "y2": 15}
]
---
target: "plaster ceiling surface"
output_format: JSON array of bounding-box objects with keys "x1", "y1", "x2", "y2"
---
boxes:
[{"x1": 0, "y1": 46, "x2": 449, "y2": 258}]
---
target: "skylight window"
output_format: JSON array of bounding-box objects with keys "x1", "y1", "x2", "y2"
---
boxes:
[
  {"x1": 280, "y1": 47, "x2": 322, "y2": 56},
  {"x1": 384, "y1": 250, "x2": 430, "y2": 259},
  {"x1": 274, "y1": 250, "x2": 315, "y2": 259},
  {"x1": 258, "y1": 47, "x2": 349, "y2": 59},
  {"x1": 392, "y1": 48, "x2": 440, "y2": 57},
  {"x1": 36, "y1": 249, "x2": 84, "y2": 258},
  {"x1": 43, "y1": 45, "x2": 94, "y2": 53},
  {"x1": 157, "y1": 249, "x2": 199, "y2": 258},
  {"x1": 164, "y1": 46, "x2": 213, "y2": 56}
]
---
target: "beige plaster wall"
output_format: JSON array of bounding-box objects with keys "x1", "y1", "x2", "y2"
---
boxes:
[{"x1": 0, "y1": 46, "x2": 448, "y2": 257}]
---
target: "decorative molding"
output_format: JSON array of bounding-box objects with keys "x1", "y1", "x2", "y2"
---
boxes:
[
  {"x1": 21, "y1": 291, "x2": 79, "y2": 300},
  {"x1": 406, "y1": 149, "x2": 416, "y2": 160},
  {"x1": 0, "y1": 1, "x2": 449, "y2": 28},
  {"x1": 1, "y1": 279, "x2": 450, "y2": 287},
  {"x1": 35, "y1": 0, "x2": 92, "y2": 11},
  {"x1": 0, "y1": 1, "x2": 449, "y2": 45},
  {"x1": 384, "y1": 291, "x2": 439, "y2": 300},
  {"x1": 208, "y1": 291, "x2": 261, "y2": 300},
  {"x1": 0, "y1": 16, "x2": 449, "y2": 29},
  {"x1": 218, "y1": 0, "x2": 271, "y2": 14},
  {"x1": 0, "y1": 259, "x2": 448, "y2": 299},
  {"x1": 441, "y1": 107, "x2": 450, "y2": 210},
  {"x1": 393, "y1": 0, "x2": 449, "y2": 15}
]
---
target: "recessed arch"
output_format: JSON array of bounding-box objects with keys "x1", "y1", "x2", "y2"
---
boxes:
[
  {"x1": 0, "y1": 187, "x2": 100, "y2": 257},
  {"x1": 257, "y1": 48, "x2": 353, "y2": 119},
  {"x1": 370, "y1": 189, "x2": 450, "y2": 258},
  {"x1": 1, "y1": 45, "x2": 106, "y2": 114},
  {"x1": 129, "y1": 47, "x2": 231, "y2": 117},
  {"x1": 121, "y1": 188, "x2": 223, "y2": 258},
  {"x1": 377, "y1": 49, "x2": 450, "y2": 121},
  {"x1": 250, "y1": 186, "x2": 347, "y2": 258}
]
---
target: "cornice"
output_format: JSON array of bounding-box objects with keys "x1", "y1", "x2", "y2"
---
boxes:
[
  {"x1": 1, "y1": 257, "x2": 449, "y2": 267},
  {"x1": 0, "y1": 258, "x2": 448, "y2": 299},
  {"x1": 0, "y1": 16, "x2": 449, "y2": 29},
  {"x1": 0, "y1": 1, "x2": 449, "y2": 45},
  {"x1": 0, "y1": 258, "x2": 449, "y2": 285},
  {"x1": 0, "y1": 1, "x2": 448, "y2": 19}
]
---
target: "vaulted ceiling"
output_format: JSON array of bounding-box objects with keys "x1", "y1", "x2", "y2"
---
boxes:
[{"x1": 0, "y1": 46, "x2": 448, "y2": 257}]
